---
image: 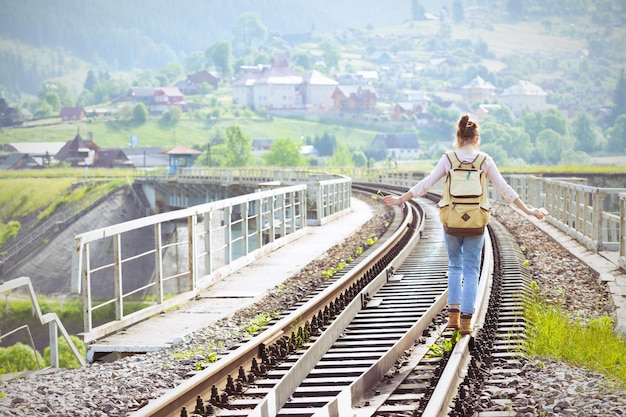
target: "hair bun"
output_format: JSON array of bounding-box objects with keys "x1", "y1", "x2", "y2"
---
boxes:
[{"x1": 456, "y1": 114, "x2": 479, "y2": 142}]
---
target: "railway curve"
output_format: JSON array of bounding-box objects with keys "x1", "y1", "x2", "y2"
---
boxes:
[{"x1": 130, "y1": 184, "x2": 527, "y2": 417}]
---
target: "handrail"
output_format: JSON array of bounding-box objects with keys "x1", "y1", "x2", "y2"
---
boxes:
[
  {"x1": 72, "y1": 185, "x2": 309, "y2": 343},
  {"x1": 502, "y1": 175, "x2": 623, "y2": 253},
  {"x1": 0, "y1": 277, "x2": 85, "y2": 369},
  {"x1": 618, "y1": 192, "x2": 626, "y2": 269},
  {"x1": 377, "y1": 173, "x2": 625, "y2": 271}
]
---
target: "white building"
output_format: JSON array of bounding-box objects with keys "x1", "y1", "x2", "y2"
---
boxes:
[
  {"x1": 233, "y1": 62, "x2": 338, "y2": 112},
  {"x1": 253, "y1": 63, "x2": 303, "y2": 110},
  {"x1": 303, "y1": 70, "x2": 339, "y2": 111},
  {"x1": 371, "y1": 133, "x2": 420, "y2": 160},
  {"x1": 461, "y1": 76, "x2": 496, "y2": 103},
  {"x1": 499, "y1": 80, "x2": 547, "y2": 115}
]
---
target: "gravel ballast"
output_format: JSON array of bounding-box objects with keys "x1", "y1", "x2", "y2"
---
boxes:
[{"x1": 0, "y1": 197, "x2": 624, "y2": 416}]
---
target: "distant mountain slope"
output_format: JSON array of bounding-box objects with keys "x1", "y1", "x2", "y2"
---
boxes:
[{"x1": 0, "y1": 0, "x2": 425, "y2": 70}]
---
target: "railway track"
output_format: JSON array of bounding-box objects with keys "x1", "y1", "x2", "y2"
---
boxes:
[{"x1": 130, "y1": 185, "x2": 529, "y2": 417}]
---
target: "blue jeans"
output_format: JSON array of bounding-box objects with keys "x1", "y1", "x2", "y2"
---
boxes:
[{"x1": 444, "y1": 232, "x2": 485, "y2": 315}]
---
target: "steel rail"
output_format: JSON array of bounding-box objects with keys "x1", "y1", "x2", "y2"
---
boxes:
[
  {"x1": 420, "y1": 222, "x2": 494, "y2": 417},
  {"x1": 133, "y1": 185, "x2": 499, "y2": 417},
  {"x1": 130, "y1": 189, "x2": 421, "y2": 417}
]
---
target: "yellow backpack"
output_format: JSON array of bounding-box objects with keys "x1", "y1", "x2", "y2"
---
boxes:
[{"x1": 437, "y1": 151, "x2": 491, "y2": 236}]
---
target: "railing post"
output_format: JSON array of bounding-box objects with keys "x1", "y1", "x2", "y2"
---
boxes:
[
  {"x1": 593, "y1": 190, "x2": 605, "y2": 252},
  {"x1": 255, "y1": 199, "x2": 263, "y2": 248},
  {"x1": 49, "y1": 320, "x2": 59, "y2": 368},
  {"x1": 619, "y1": 193, "x2": 626, "y2": 269},
  {"x1": 82, "y1": 243, "x2": 93, "y2": 334},
  {"x1": 279, "y1": 193, "x2": 286, "y2": 237},
  {"x1": 188, "y1": 215, "x2": 197, "y2": 291},
  {"x1": 268, "y1": 195, "x2": 276, "y2": 243},
  {"x1": 154, "y1": 222, "x2": 164, "y2": 304},
  {"x1": 114, "y1": 234, "x2": 123, "y2": 320},
  {"x1": 242, "y1": 202, "x2": 249, "y2": 256},
  {"x1": 205, "y1": 210, "x2": 213, "y2": 273},
  {"x1": 225, "y1": 205, "x2": 232, "y2": 264}
]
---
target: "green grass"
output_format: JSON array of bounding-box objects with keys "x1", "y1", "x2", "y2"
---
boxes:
[
  {"x1": 0, "y1": 174, "x2": 127, "y2": 220},
  {"x1": 0, "y1": 170, "x2": 129, "y2": 246},
  {"x1": 0, "y1": 113, "x2": 392, "y2": 152},
  {"x1": 524, "y1": 281, "x2": 626, "y2": 389},
  {"x1": 500, "y1": 164, "x2": 626, "y2": 174}
]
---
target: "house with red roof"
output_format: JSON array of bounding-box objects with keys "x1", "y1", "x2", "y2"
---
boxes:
[
  {"x1": 59, "y1": 107, "x2": 86, "y2": 122},
  {"x1": 162, "y1": 145, "x2": 202, "y2": 174},
  {"x1": 126, "y1": 87, "x2": 185, "y2": 114}
]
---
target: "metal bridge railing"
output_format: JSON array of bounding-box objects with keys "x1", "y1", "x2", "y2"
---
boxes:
[
  {"x1": 372, "y1": 172, "x2": 625, "y2": 269},
  {"x1": 0, "y1": 277, "x2": 85, "y2": 369},
  {"x1": 502, "y1": 175, "x2": 623, "y2": 253},
  {"x1": 72, "y1": 170, "x2": 352, "y2": 344},
  {"x1": 72, "y1": 185, "x2": 307, "y2": 343}
]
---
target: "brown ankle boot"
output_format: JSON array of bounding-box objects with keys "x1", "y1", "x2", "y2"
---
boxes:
[
  {"x1": 460, "y1": 313, "x2": 472, "y2": 335},
  {"x1": 446, "y1": 310, "x2": 460, "y2": 329}
]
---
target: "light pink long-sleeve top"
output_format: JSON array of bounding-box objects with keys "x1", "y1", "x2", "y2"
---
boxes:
[{"x1": 408, "y1": 145, "x2": 519, "y2": 203}]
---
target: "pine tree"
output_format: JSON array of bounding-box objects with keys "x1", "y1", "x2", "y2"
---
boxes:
[
  {"x1": 613, "y1": 68, "x2": 626, "y2": 123},
  {"x1": 412, "y1": 0, "x2": 426, "y2": 21}
]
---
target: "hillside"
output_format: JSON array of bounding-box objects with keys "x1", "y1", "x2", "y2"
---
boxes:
[
  {"x1": 2, "y1": 187, "x2": 149, "y2": 297},
  {"x1": 1, "y1": 1, "x2": 624, "y2": 99},
  {"x1": 0, "y1": 1, "x2": 625, "y2": 167}
]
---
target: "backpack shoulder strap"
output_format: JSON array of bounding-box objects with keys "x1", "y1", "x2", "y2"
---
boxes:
[
  {"x1": 445, "y1": 150, "x2": 461, "y2": 168},
  {"x1": 474, "y1": 152, "x2": 487, "y2": 170}
]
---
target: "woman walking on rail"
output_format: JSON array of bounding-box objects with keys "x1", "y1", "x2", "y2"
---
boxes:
[{"x1": 384, "y1": 114, "x2": 547, "y2": 335}]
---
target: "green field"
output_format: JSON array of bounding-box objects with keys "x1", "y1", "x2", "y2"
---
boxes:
[{"x1": 0, "y1": 114, "x2": 421, "y2": 155}]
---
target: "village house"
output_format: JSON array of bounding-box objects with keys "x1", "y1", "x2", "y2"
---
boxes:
[
  {"x1": 255, "y1": 61, "x2": 304, "y2": 110},
  {"x1": 0, "y1": 95, "x2": 23, "y2": 126},
  {"x1": 371, "y1": 133, "x2": 420, "y2": 160},
  {"x1": 176, "y1": 70, "x2": 220, "y2": 95},
  {"x1": 233, "y1": 61, "x2": 303, "y2": 110},
  {"x1": 499, "y1": 80, "x2": 548, "y2": 115},
  {"x1": 390, "y1": 90, "x2": 431, "y2": 120},
  {"x1": 2, "y1": 142, "x2": 66, "y2": 167},
  {"x1": 125, "y1": 87, "x2": 185, "y2": 114},
  {"x1": 251, "y1": 138, "x2": 274, "y2": 156},
  {"x1": 461, "y1": 76, "x2": 496, "y2": 103},
  {"x1": 302, "y1": 70, "x2": 338, "y2": 111},
  {"x1": 55, "y1": 131, "x2": 100, "y2": 167},
  {"x1": 233, "y1": 61, "x2": 344, "y2": 112},
  {"x1": 0, "y1": 153, "x2": 41, "y2": 170},
  {"x1": 368, "y1": 51, "x2": 392, "y2": 64},
  {"x1": 55, "y1": 132, "x2": 133, "y2": 168},
  {"x1": 59, "y1": 107, "x2": 86, "y2": 122},
  {"x1": 331, "y1": 85, "x2": 378, "y2": 113}
]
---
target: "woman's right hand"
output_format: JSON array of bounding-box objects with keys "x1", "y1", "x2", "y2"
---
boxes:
[
  {"x1": 383, "y1": 195, "x2": 401, "y2": 207},
  {"x1": 532, "y1": 207, "x2": 548, "y2": 220}
]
